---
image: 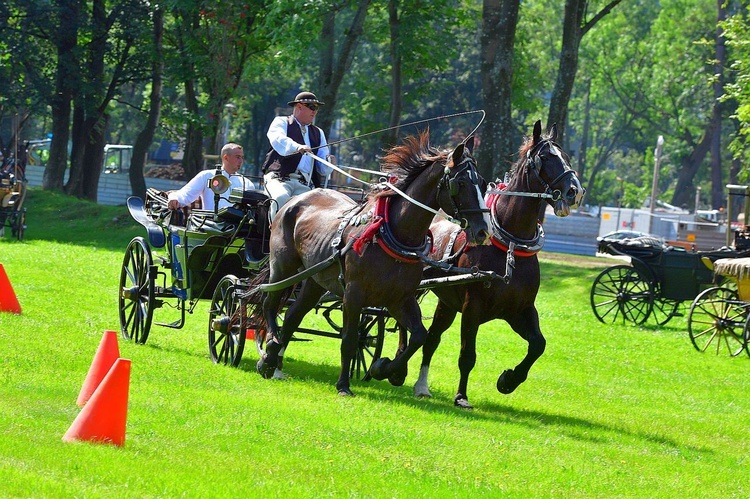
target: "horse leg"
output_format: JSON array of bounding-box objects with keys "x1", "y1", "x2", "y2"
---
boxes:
[
  {"x1": 454, "y1": 318, "x2": 480, "y2": 409},
  {"x1": 257, "y1": 289, "x2": 286, "y2": 378},
  {"x1": 497, "y1": 307, "x2": 546, "y2": 394},
  {"x1": 335, "y1": 297, "x2": 365, "y2": 397},
  {"x1": 414, "y1": 300, "x2": 457, "y2": 399},
  {"x1": 369, "y1": 297, "x2": 427, "y2": 386},
  {"x1": 257, "y1": 280, "x2": 324, "y2": 379}
]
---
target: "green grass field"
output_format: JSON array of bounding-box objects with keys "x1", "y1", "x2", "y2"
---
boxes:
[{"x1": 1, "y1": 189, "x2": 748, "y2": 497}]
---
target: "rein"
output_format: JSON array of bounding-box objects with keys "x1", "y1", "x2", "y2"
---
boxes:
[
  {"x1": 310, "y1": 109, "x2": 486, "y2": 152},
  {"x1": 311, "y1": 153, "x2": 472, "y2": 229}
]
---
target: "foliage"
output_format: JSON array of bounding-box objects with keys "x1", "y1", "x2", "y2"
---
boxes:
[
  {"x1": 1, "y1": 1, "x2": 748, "y2": 213},
  {"x1": 1, "y1": 189, "x2": 749, "y2": 496},
  {"x1": 721, "y1": 2, "x2": 750, "y2": 167}
]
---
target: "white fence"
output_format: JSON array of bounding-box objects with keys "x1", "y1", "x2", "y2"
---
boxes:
[{"x1": 24, "y1": 165, "x2": 185, "y2": 206}]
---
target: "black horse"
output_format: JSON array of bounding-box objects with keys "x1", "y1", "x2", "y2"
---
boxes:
[
  {"x1": 413, "y1": 121, "x2": 585, "y2": 408},
  {"x1": 251, "y1": 132, "x2": 491, "y2": 396}
]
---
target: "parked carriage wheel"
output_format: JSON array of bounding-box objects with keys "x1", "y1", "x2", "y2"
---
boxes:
[
  {"x1": 688, "y1": 286, "x2": 747, "y2": 357},
  {"x1": 208, "y1": 275, "x2": 246, "y2": 367},
  {"x1": 743, "y1": 313, "x2": 750, "y2": 358},
  {"x1": 650, "y1": 297, "x2": 682, "y2": 326},
  {"x1": 11, "y1": 211, "x2": 25, "y2": 241},
  {"x1": 119, "y1": 237, "x2": 155, "y2": 344},
  {"x1": 590, "y1": 265, "x2": 653, "y2": 325}
]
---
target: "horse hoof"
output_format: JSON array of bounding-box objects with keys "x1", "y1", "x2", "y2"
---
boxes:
[
  {"x1": 454, "y1": 396, "x2": 474, "y2": 409},
  {"x1": 256, "y1": 358, "x2": 275, "y2": 380},
  {"x1": 497, "y1": 369, "x2": 520, "y2": 394},
  {"x1": 414, "y1": 389, "x2": 432, "y2": 399},
  {"x1": 338, "y1": 388, "x2": 355, "y2": 397},
  {"x1": 367, "y1": 357, "x2": 391, "y2": 381},
  {"x1": 388, "y1": 372, "x2": 406, "y2": 387}
]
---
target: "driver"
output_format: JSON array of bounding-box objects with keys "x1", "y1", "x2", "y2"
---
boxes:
[{"x1": 168, "y1": 143, "x2": 255, "y2": 211}]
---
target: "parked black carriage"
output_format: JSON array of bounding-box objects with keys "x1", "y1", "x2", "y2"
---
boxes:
[
  {"x1": 590, "y1": 235, "x2": 749, "y2": 326},
  {"x1": 0, "y1": 158, "x2": 27, "y2": 240}
]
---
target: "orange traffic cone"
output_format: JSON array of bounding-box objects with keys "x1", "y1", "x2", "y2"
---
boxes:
[
  {"x1": 0, "y1": 264, "x2": 21, "y2": 314},
  {"x1": 76, "y1": 331, "x2": 120, "y2": 407},
  {"x1": 63, "y1": 358, "x2": 131, "y2": 447}
]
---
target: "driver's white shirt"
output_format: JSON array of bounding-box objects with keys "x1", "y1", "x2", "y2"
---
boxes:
[{"x1": 167, "y1": 168, "x2": 255, "y2": 211}]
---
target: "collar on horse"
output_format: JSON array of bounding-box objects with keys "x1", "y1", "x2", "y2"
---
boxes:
[
  {"x1": 352, "y1": 196, "x2": 431, "y2": 263},
  {"x1": 485, "y1": 192, "x2": 545, "y2": 257}
]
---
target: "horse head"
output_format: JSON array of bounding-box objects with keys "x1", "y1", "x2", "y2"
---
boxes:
[
  {"x1": 525, "y1": 120, "x2": 585, "y2": 216},
  {"x1": 437, "y1": 135, "x2": 491, "y2": 244}
]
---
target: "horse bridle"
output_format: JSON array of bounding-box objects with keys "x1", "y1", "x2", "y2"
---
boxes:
[
  {"x1": 437, "y1": 155, "x2": 489, "y2": 229},
  {"x1": 525, "y1": 139, "x2": 578, "y2": 203}
]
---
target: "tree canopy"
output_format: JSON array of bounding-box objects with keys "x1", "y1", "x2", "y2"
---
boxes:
[{"x1": 1, "y1": 0, "x2": 748, "y2": 212}]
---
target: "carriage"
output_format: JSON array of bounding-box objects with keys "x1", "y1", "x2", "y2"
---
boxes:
[
  {"x1": 119, "y1": 178, "x2": 269, "y2": 348},
  {"x1": 591, "y1": 184, "x2": 750, "y2": 328},
  {"x1": 685, "y1": 185, "x2": 750, "y2": 357},
  {"x1": 590, "y1": 236, "x2": 748, "y2": 326},
  {"x1": 687, "y1": 255, "x2": 750, "y2": 357},
  {"x1": 119, "y1": 121, "x2": 583, "y2": 400},
  {"x1": 0, "y1": 157, "x2": 27, "y2": 240},
  {"x1": 119, "y1": 170, "x2": 399, "y2": 377}
]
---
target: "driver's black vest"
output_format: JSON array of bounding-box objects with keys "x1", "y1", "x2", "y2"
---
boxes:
[{"x1": 262, "y1": 115, "x2": 322, "y2": 176}]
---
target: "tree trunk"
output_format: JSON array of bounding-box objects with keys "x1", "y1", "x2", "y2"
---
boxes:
[
  {"x1": 578, "y1": 77, "x2": 591, "y2": 183},
  {"x1": 547, "y1": 0, "x2": 623, "y2": 145},
  {"x1": 479, "y1": 0, "x2": 519, "y2": 180},
  {"x1": 710, "y1": 0, "x2": 727, "y2": 209},
  {"x1": 384, "y1": 0, "x2": 402, "y2": 148},
  {"x1": 671, "y1": 127, "x2": 713, "y2": 208},
  {"x1": 130, "y1": 6, "x2": 164, "y2": 200},
  {"x1": 43, "y1": 0, "x2": 79, "y2": 191},
  {"x1": 316, "y1": 0, "x2": 371, "y2": 135},
  {"x1": 65, "y1": 104, "x2": 87, "y2": 197},
  {"x1": 82, "y1": 114, "x2": 108, "y2": 202},
  {"x1": 182, "y1": 78, "x2": 203, "y2": 178}
]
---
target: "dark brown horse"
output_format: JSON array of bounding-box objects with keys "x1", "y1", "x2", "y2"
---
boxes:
[
  {"x1": 413, "y1": 121, "x2": 585, "y2": 408},
  {"x1": 253, "y1": 132, "x2": 491, "y2": 396}
]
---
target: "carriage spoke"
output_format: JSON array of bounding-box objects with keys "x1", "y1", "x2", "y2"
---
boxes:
[
  {"x1": 209, "y1": 276, "x2": 245, "y2": 367},
  {"x1": 688, "y1": 287, "x2": 746, "y2": 356},
  {"x1": 591, "y1": 265, "x2": 652, "y2": 325}
]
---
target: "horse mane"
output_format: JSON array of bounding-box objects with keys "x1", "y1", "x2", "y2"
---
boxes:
[
  {"x1": 372, "y1": 131, "x2": 447, "y2": 199},
  {"x1": 507, "y1": 128, "x2": 569, "y2": 180}
]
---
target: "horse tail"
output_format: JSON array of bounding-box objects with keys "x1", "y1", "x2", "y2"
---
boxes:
[
  {"x1": 243, "y1": 264, "x2": 296, "y2": 330},
  {"x1": 244, "y1": 264, "x2": 271, "y2": 329}
]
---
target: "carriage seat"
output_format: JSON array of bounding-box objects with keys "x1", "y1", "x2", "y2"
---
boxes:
[
  {"x1": 228, "y1": 188, "x2": 269, "y2": 209},
  {"x1": 0, "y1": 168, "x2": 17, "y2": 193}
]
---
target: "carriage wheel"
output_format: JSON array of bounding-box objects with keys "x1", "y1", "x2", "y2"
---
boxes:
[
  {"x1": 590, "y1": 265, "x2": 653, "y2": 325},
  {"x1": 350, "y1": 311, "x2": 386, "y2": 380},
  {"x1": 208, "y1": 275, "x2": 246, "y2": 367},
  {"x1": 11, "y1": 211, "x2": 25, "y2": 241},
  {"x1": 688, "y1": 286, "x2": 747, "y2": 357},
  {"x1": 650, "y1": 297, "x2": 681, "y2": 326},
  {"x1": 743, "y1": 313, "x2": 750, "y2": 358},
  {"x1": 119, "y1": 237, "x2": 155, "y2": 344}
]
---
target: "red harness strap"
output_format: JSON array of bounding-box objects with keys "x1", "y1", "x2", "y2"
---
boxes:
[
  {"x1": 352, "y1": 199, "x2": 385, "y2": 256},
  {"x1": 352, "y1": 196, "x2": 429, "y2": 263},
  {"x1": 489, "y1": 236, "x2": 540, "y2": 257}
]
